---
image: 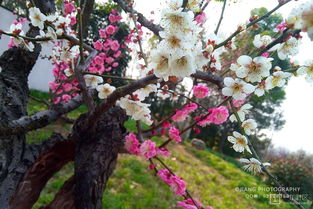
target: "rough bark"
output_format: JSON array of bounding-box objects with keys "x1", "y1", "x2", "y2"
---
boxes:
[
  {"x1": 0, "y1": 46, "x2": 40, "y2": 209},
  {"x1": 9, "y1": 134, "x2": 74, "y2": 209},
  {"x1": 73, "y1": 106, "x2": 127, "y2": 209},
  {"x1": 0, "y1": 2, "x2": 53, "y2": 207},
  {"x1": 40, "y1": 176, "x2": 76, "y2": 209}
]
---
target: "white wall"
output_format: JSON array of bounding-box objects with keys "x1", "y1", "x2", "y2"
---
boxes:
[{"x1": 0, "y1": 6, "x2": 54, "y2": 92}]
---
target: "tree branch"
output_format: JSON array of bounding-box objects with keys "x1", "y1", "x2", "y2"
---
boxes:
[
  {"x1": 214, "y1": 0, "x2": 292, "y2": 50},
  {"x1": 214, "y1": 0, "x2": 227, "y2": 35},
  {"x1": 113, "y1": 0, "x2": 163, "y2": 36},
  {"x1": 0, "y1": 94, "x2": 84, "y2": 136}
]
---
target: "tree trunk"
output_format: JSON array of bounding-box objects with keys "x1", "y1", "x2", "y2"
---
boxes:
[
  {"x1": 0, "y1": 46, "x2": 40, "y2": 209},
  {"x1": 73, "y1": 107, "x2": 127, "y2": 209}
]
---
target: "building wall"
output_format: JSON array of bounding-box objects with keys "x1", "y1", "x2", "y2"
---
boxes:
[{"x1": 0, "y1": 6, "x2": 54, "y2": 92}]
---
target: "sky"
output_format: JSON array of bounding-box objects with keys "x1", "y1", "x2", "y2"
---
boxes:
[{"x1": 99, "y1": 0, "x2": 313, "y2": 153}]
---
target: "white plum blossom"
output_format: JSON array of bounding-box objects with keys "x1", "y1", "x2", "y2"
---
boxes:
[
  {"x1": 167, "y1": 0, "x2": 183, "y2": 10},
  {"x1": 84, "y1": 75, "x2": 103, "y2": 88},
  {"x1": 118, "y1": 97, "x2": 153, "y2": 125},
  {"x1": 241, "y1": 119, "x2": 257, "y2": 135},
  {"x1": 150, "y1": 49, "x2": 171, "y2": 81},
  {"x1": 160, "y1": 9, "x2": 194, "y2": 32},
  {"x1": 159, "y1": 31, "x2": 193, "y2": 53},
  {"x1": 236, "y1": 55, "x2": 273, "y2": 83},
  {"x1": 8, "y1": 23, "x2": 24, "y2": 45},
  {"x1": 46, "y1": 27, "x2": 57, "y2": 41},
  {"x1": 46, "y1": 14, "x2": 58, "y2": 22},
  {"x1": 230, "y1": 63, "x2": 240, "y2": 72},
  {"x1": 169, "y1": 53, "x2": 196, "y2": 78},
  {"x1": 96, "y1": 84, "x2": 116, "y2": 99},
  {"x1": 253, "y1": 34, "x2": 272, "y2": 49},
  {"x1": 29, "y1": 7, "x2": 47, "y2": 30},
  {"x1": 300, "y1": 1, "x2": 313, "y2": 41},
  {"x1": 133, "y1": 84, "x2": 158, "y2": 101},
  {"x1": 277, "y1": 37, "x2": 300, "y2": 60},
  {"x1": 265, "y1": 71, "x2": 291, "y2": 90},
  {"x1": 157, "y1": 89, "x2": 171, "y2": 99},
  {"x1": 297, "y1": 60, "x2": 313, "y2": 82},
  {"x1": 286, "y1": 1, "x2": 313, "y2": 40},
  {"x1": 227, "y1": 131, "x2": 251, "y2": 153},
  {"x1": 64, "y1": 68, "x2": 74, "y2": 77},
  {"x1": 229, "y1": 104, "x2": 253, "y2": 122},
  {"x1": 287, "y1": 6, "x2": 304, "y2": 29},
  {"x1": 222, "y1": 77, "x2": 255, "y2": 100},
  {"x1": 151, "y1": 2, "x2": 202, "y2": 81},
  {"x1": 240, "y1": 158, "x2": 271, "y2": 174},
  {"x1": 23, "y1": 41, "x2": 35, "y2": 52},
  {"x1": 254, "y1": 83, "x2": 266, "y2": 97}
]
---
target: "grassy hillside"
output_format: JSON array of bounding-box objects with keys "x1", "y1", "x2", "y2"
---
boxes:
[{"x1": 26, "y1": 90, "x2": 297, "y2": 209}]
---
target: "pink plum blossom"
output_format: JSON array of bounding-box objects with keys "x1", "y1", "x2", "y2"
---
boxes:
[
  {"x1": 112, "y1": 62, "x2": 119, "y2": 67},
  {"x1": 169, "y1": 126, "x2": 182, "y2": 143},
  {"x1": 105, "y1": 25, "x2": 117, "y2": 35},
  {"x1": 172, "y1": 110, "x2": 189, "y2": 122},
  {"x1": 93, "y1": 40, "x2": 103, "y2": 51},
  {"x1": 125, "y1": 133, "x2": 140, "y2": 155},
  {"x1": 61, "y1": 94, "x2": 71, "y2": 103},
  {"x1": 94, "y1": 56, "x2": 104, "y2": 65},
  {"x1": 193, "y1": 85, "x2": 210, "y2": 98},
  {"x1": 157, "y1": 148, "x2": 171, "y2": 157},
  {"x1": 64, "y1": 2, "x2": 75, "y2": 15},
  {"x1": 207, "y1": 106, "x2": 229, "y2": 125},
  {"x1": 169, "y1": 175, "x2": 186, "y2": 196},
  {"x1": 275, "y1": 21, "x2": 287, "y2": 32},
  {"x1": 113, "y1": 50, "x2": 122, "y2": 58},
  {"x1": 63, "y1": 83, "x2": 72, "y2": 92},
  {"x1": 162, "y1": 121, "x2": 171, "y2": 129},
  {"x1": 110, "y1": 40, "x2": 120, "y2": 51},
  {"x1": 195, "y1": 12, "x2": 206, "y2": 25},
  {"x1": 157, "y1": 169, "x2": 172, "y2": 184},
  {"x1": 109, "y1": 14, "x2": 122, "y2": 23},
  {"x1": 99, "y1": 29, "x2": 107, "y2": 38},
  {"x1": 232, "y1": 99, "x2": 245, "y2": 108},
  {"x1": 177, "y1": 198, "x2": 202, "y2": 209},
  {"x1": 140, "y1": 140, "x2": 157, "y2": 159},
  {"x1": 183, "y1": 103, "x2": 198, "y2": 113}
]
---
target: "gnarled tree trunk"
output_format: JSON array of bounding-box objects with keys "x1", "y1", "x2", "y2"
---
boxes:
[{"x1": 0, "y1": 46, "x2": 41, "y2": 208}]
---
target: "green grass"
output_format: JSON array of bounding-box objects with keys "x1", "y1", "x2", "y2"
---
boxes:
[{"x1": 27, "y1": 89, "x2": 298, "y2": 209}]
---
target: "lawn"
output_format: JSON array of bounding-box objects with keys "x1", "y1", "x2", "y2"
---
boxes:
[{"x1": 27, "y1": 90, "x2": 298, "y2": 209}]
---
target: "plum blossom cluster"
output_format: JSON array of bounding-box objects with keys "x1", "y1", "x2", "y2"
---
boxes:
[
  {"x1": 7, "y1": 18, "x2": 35, "y2": 51},
  {"x1": 124, "y1": 130, "x2": 213, "y2": 209},
  {"x1": 116, "y1": 84, "x2": 158, "y2": 125},
  {"x1": 52, "y1": 9, "x2": 126, "y2": 103},
  {"x1": 287, "y1": 0, "x2": 313, "y2": 41},
  {"x1": 7, "y1": 1, "x2": 78, "y2": 51},
  {"x1": 193, "y1": 84, "x2": 210, "y2": 99},
  {"x1": 150, "y1": 0, "x2": 207, "y2": 81},
  {"x1": 197, "y1": 106, "x2": 229, "y2": 127},
  {"x1": 220, "y1": 11, "x2": 309, "y2": 173},
  {"x1": 172, "y1": 103, "x2": 199, "y2": 122},
  {"x1": 89, "y1": 10, "x2": 123, "y2": 74}
]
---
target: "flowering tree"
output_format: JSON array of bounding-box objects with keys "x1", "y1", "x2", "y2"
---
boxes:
[{"x1": 0, "y1": 0, "x2": 312, "y2": 209}]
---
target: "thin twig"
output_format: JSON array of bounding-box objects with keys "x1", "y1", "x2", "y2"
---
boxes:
[
  {"x1": 83, "y1": 72, "x2": 136, "y2": 81},
  {"x1": 154, "y1": 156, "x2": 201, "y2": 209},
  {"x1": 159, "y1": 97, "x2": 231, "y2": 149},
  {"x1": 29, "y1": 95, "x2": 50, "y2": 107},
  {"x1": 214, "y1": 0, "x2": 227, "y2": 35},
  {"x1": 214, "y1": 0, "x2": 292, "y2": 50},
  {"x1": 162, "y1": 89, "x2": 209, "y2": 111},
  {"x1": 229, "y1": 101, "x2": 306, "y2": 209}
]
